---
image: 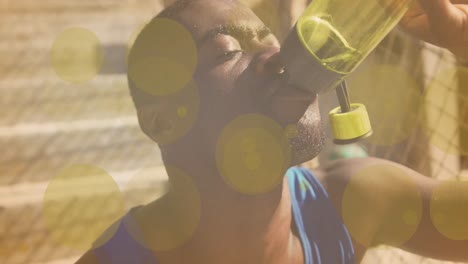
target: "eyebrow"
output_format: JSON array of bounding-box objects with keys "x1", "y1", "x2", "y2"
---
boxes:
[{"x1": 199, "y1": 24, "x2": 272, "y2": 46}]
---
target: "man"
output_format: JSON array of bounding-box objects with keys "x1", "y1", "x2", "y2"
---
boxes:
[{"x1": 77, "y1": 0, "x2": 468, "y2": 263}]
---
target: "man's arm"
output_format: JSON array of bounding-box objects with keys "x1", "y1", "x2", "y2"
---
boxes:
[
  {"x1": 319, "y1": 157, "x2": 468, "y2": 262},
  {"x1": 390, "y1": 163, "x2": 468, "y2": 262}
]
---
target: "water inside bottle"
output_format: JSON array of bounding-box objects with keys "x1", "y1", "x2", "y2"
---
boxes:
[{"x1": 298, "y1": 16, "x2": 362, "y2": 73}]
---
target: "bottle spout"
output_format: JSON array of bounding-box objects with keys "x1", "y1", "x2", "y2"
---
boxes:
[{"x1": 336, "y1": 80, "x2": 351, "y2": 112}]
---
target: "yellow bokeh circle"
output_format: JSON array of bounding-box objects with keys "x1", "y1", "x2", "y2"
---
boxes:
[
  {"x1": 122, "y1": 166, "x2": 169, "y2": 210},
  {"x1": 216, "y1": 114, "x2": 291, "y2": 194},
  {"x1": 51, "y1": 27, "x2": 103, "y2": 83},
  {"x1": 341, "y1": 163, "x2": 422, "y2": 247},
  {"x1": 124, "y1": 165, "x2": 201, "y2": 251},
  {"x1": 422, "y1": 66, "x2": 468, "y2": 156},
  {"x1": 239, "y1": 0, "x2": 280, "y2": 36},
  {"x1": 430, "y1": 179, "x2": 468, "y2": 240},
  {"x1": 128, "y1": 18, "x2": 197, "y2": 96},
  {"x1": 284, "y1": 124, "x2": 299, "y2": 139},
  {"x1": 42, "y1": 164, "x2": 125, "y2": 251},
  {"x1": 225, "y1": 2, "x2": 280, "y2": 52},
  {"x1": 348, "y1": 64, "x2": 422, "y2": 146},
  {"x1": 177, "y1": 106, "x2": 188, "y2": 118},
  {"x1": 126, "y1": 22, "x2": 147, "y2": 67}
]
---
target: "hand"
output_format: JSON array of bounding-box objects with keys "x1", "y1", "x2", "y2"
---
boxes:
[{"x1": 400, "y1": 0, "x2": 468, "y2": 60}]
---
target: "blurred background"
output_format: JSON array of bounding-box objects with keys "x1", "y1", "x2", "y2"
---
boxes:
[{"x1": 0, "y1": 0, "x2": 467, "y2": 263}]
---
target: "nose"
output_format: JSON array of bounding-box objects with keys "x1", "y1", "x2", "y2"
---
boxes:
[{"x1": 255, "y1": 48, "x2": 285, "y2": 76}]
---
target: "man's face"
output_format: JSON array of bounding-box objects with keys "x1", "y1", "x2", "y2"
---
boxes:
[{"x1": 136, "y1": 0, "x2": 324, "y2": 165}]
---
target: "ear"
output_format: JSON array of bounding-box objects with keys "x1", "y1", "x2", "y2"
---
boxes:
[
  {"x1": 136, "y1": 104, "x2": 173, "y2": 143},
  {"x1": 132, "y1": 79, "x2": 200, "y2": 145}
]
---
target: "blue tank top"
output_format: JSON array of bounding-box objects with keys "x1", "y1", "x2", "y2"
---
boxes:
[
  {"x1": 287, "y1": 167, "x2": 355, "y2": 264},
  {"x1": 93, "y1": 167, "x2": 355, "y2": 263}
]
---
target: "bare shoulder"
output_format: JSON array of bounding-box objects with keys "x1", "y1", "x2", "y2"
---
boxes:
[
  {"x1": 311, "y1": 157, "x2": 436, "y2": 246},
  {"x1": 316, "y1": 157, "x2": 434, "y2": 197},
  {"x1": 311, "y1": 157, "x2": 384, "y2": 192},
  {"x1": 310, "y1": 157, "x2": 425, "y2": 210},
  {"x1": 309, "y1": 158, "x2": 390, "y2": 262}
]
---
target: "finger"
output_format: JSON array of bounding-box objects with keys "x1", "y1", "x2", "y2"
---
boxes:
[
  {"x1": 404, "y1": 1, "x2": 424, "y2": 18},
  {"x1": 418, "y1": 0, "x2": 449, "y2": 13},
  {"x1": 418, "y1": 0, "x2": 459, "y2": 17},
  {"x1": 399, "y1": 14, "x2": 438, "y2": 44},
  {"x1": 417, "y1": 0, "x2": 465, "y2": 38}
]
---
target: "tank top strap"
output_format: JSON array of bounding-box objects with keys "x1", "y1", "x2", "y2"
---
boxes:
[
  {"x1": 287, "y1": 167, "x2": 355, "y2": 264},
  {"x1": 93, "y1": 208, "x2": 158, "y2": 264},
  {"x1": 93, "y1": 167, "x2": 355, "y2": 264}
]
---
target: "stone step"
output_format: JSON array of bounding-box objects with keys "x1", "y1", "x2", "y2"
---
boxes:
[
  {"x1": 0, "y1": 123, "x2": 162, "y2": 185},
  {"x1": 0, "y1": 166, "x2": 168, "y2": 264},
  {"x1": 0, "y1": 93, "x2": 135, "y2": 126}
]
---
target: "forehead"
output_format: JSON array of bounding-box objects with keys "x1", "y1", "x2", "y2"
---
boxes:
[{"x1": 176, "y1": 0, "x2": 266, "y2": 40}]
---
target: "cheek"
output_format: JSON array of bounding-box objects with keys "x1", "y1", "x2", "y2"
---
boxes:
[
  {"x1": 195, "y1": 66, "x2": 256, "y2": 115},
  {"x1": 269, "y1": 99, "x2": 316, "y2": 126},
  {"x1": 302, "y1": 102, "x2": 322, "y2": 127}
]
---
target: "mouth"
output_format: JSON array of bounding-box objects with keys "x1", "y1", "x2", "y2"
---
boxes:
[
  {"x1": 270, "y1": 74, "x2": 318, "y2": 103},
  {"x1": 258, "y1": 76, "x2": 318, "y2": 125},
  {"x1": 274, "y1": 83, "x2": 318, "y2": 102}
]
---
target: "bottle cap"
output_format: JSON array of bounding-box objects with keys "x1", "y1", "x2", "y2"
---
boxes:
[{"x1": 329, "y1": 103, "x2": 372, "y2": 144}]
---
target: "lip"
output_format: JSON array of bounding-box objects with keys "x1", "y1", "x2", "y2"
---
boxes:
[
  {"x1": 265, "y1": 80, "x2": 318, "y2": 125},
  {"x1": 270, "y1": 75, "x2": 318, "y2": 102},
  {"x1": 277, "y1": 84, "x2": 318, "y2": 101},
  {"x1": 254, "y1": 74, "x2": 318, "y2": 112}
]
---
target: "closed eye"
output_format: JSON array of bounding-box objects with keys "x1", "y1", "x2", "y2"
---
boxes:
[{"x1": 217, "y1": 50, "x2": 244, "y2": 62}]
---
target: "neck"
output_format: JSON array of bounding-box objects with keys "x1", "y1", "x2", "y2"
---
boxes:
[{"x1": 144, "y1": 152, "x2": 303, "y2": 264}]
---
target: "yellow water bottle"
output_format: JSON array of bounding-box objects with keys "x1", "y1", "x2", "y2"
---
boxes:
[{"x1": 281, "y1": 0, "x2": 412, "y2": 143}]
